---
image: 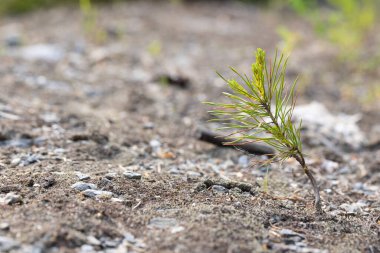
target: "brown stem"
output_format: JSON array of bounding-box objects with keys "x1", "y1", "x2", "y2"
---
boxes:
[
  {"x1": 294, "y1": 154, "x2": 322, "y2": 214},
  {"x1": 260, "y1": 103, "x2": 322, "y2": 213}
]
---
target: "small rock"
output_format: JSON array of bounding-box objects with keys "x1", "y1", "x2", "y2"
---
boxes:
[
  {"x1": 171, "y1": 226, "x2": 185, "y2": 234},
  {"x1": 11, "y1": 154, "x2": 40, "y2": 167},
  {"x1": 149, "y1": 139, "x2": 161, "y2": 150},
  {"x1": 82, "y1": 189, "x2": 113, "y2": 199},
  {"x1": 229, "y1": 187, "x2": 243, "y2": 195},
  {"x1": 143, "y1": 122, "x2": 155, "y2": 129},
  {"x1": 104, "y1": 172, "x2": 117, "y2": 180},
  {"x1": 0, "y1": 236, "x2": 19, "y2": 252},
  {"x1": 338, "y1": 166, "x2": 350, "y2": 174},
  {"x1": 0, "y1": 192, "x2": 22, "y2": 205},
  {"x1": 279, "y1": 228, "x2": 305, "y2": 244},
  {"x1": 187, "y1": 171, "x2": 202, "y2": 181},
  {"x1": 123, "y1": 232, "x2": 136, "y2": 244},
  {"x1": 238, "y1": 155, "x2": 249, "y2": 167},
  {"x1": 101, "y1": 237, "x2": 121, "y2": 248},
  {"x1": 18, "y1": 44, "x2": 64, "y2": 62},
  {"x1": 148, "y1": 218, "x2": 177, "y2": 229},
  {"x1": 293, "y1": 101, "x2": 366, "y2": 149},
  {"x1": 193, "y1": 182, "x2": 207, "y2": 192},
  {"x1": 211, "y1": 185, "x2": 228, "y2": 194},
  {"x1": 75, "y1": 172, "x2": 90, "y2": 181},
  {"x1": 279, "y1": 228, "x2": 305, "y2": 238},
  {"x1": 339, "y1": 203, "x2": 362, "y2": 214},
  {"x1": 71, "y1": 182, "x2": 97, "y2": 192},
  {"x1": 111, "y1": 197, "x2": 124, "y2": 203},
  {"x1": 0, "y1": 223, "x2": 10, "y2": 231},
  {"x1": 233, "y1": 201, "x2": 242, "y2": 208},
  {"x1": 169, "y1": 167, "x2": 181, "y2": 175},
  {"x1": 40, "y1": 113, "x2": 59, "y2": 124},
  {"x1": 87, "y1": 235, "x2": 101, "y2": 246},
  {"x1": 98, "y1": 177, "x2": 112, "y2": 187},
  {"x1": 321, "y1": 160, "x2": 339, "y2": 173},
  {"x1": 41, "y1": 177, "x2": 56, "y2": 189},
  {"x1": 123, "y1": 171, "x2": 142, "y2": 180},
  {"x1": 19, "y1": 244, "x2": 43, "y2": 253},
  {"x1": 5, "y1": 34, "x2": 22, "y2": 47},
  {"x1": 352, "y1": 182, "x2": 375, "y2": 195},
  {"x1": 80, "y1": 244, "x2": 94, "y2": 253}
]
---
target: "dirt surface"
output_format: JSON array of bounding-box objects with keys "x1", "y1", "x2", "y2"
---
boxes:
[{"x1": 0, "y1": 1, "x2": 379, "y2": 253}]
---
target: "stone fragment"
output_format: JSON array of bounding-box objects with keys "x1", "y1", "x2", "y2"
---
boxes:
[{"x1": 71, "y1": 182, "x2": 97, "y2": 192}]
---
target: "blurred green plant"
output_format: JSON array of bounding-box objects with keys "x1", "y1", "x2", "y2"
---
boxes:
[
  {"x1": 147, "y1": 40, "x2": 162, "y2": 57},
  {"x1": 0, "y1": 0, "x2": 185, "y2": 15},
  {"x1": 276, "y1": 26, "x2": 300, "y2": 53},
  {"x1": 262, "y1": 167, "x2": 269, "y2": 193},
  {"x1": 79, "y1": 0, "x2": 107, "y2": 43},
  {"x1": 290, "y1": 0, "x2": 377, "y2": 60},
  {"x1": 0, "y1": 0, "x2": 54, "y2": 15},
  {"x1": 206, "y1": 48, "x2": 322, "y2": 213},
  {"x1": 288, "y1": 0, "x2": 317, "y2": 15}
]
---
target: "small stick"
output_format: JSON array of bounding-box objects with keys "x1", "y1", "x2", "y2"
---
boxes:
[{"x1": 197, "y1": 129, "x2": 275, "y2": 156}]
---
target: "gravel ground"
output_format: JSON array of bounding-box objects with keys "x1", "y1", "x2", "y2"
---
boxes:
[{"x1": 0, "y1": 1, "x2": 379, "y2": 252}]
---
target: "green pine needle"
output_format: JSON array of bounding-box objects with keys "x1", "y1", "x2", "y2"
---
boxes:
[
  {"x1": 207, "y1": 48, "x2": 303, "y2": 162},
  {"x1": 206, "y1": 48, "x2": 323, "y2": 214}
]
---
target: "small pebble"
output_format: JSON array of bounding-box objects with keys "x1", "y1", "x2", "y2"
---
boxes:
[
  {"x1": 233, "y1": 201, "x2": 242, "y2": 208},
  {"x1": 169, "y1": 167, "x2": 181, "y2": 175},
  {"x1": 123, "y1": 232, "x2": 136, "y2": 244},
  {"x1": 80, "y1": 244, "x2": 94, "y2": 253},
  {"x1": 321, "y1": 160, "x2": 339, "y2": 173},
  {"x1": 111, "y1": 197, "x2": 124, "y2": 203},
  {"x1": 101, "y1": 238, "x2": 121, "y2": 248},
  {"x1": 87, "y1": 235, "x2": 101, "y2": 246},
  {"x1": 0, "y1": 236, "x2": 19, "y2": 252},
  {"x1": 187, "y1": 171, "x2": 202, "y2": 181},
  {"x1": 75, "y1": 172, "x2": 90, "y2": 181},
  {"x1": 143, "y1": 122, "x2": 155, "y2": 129},
  {"x1": 229, "y1": 187, "x2": 243, "y2": 195},
  {"x1": 339, "y1": 203, "x2": 362, "y2": 214},
  {"x1": 279, "y1": 228, "x2": 305, "y2": 243},
  {"x1": 123, "y1": 171, "x2": 142, "y2": 180},
  {"x1": 0, "y1": 223, "x2": 10, "y2": 231},
  {"x1": 211, "y1": 185, "x2": 228, "y2": 193},
  {"x1": 18, "y1": 44, "x2": 64, "y2": 63},
  {"x1": 5, "y1": 35, "x2": 22, "y2": 47},
  {"x1": 238, "y1": 155, "x2": 249, "y2": 167},
  {"x1": 0, "y1": 193, "x2": 22, "y2": 205},
  {"x1": 148, "y1": 218, "x2": 177, "y2": 229},
  {"x1": 82, "y1": 189, "x2": 113, "y2": 199},
  {"x1": 104, "y1": 172, "x2": 117, "y2": 180},
  {"x1": 338, "y1": 166, "x2": 350, "y2": 174},
  {"x1": 171, "y1": 226, "x2": 185, "y2": 234},
  {"x1": 149, "y1": 139, "x2": 161, "y2": 150},
  {"x1": 71, "y1": 182, "x2": 97, "y2": 192}
]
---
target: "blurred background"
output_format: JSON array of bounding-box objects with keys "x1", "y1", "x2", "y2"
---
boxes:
[
  {"x1": 0, "y1": 0, "x2": 379, "y2": 112},
  {"x1": 0, "y1": 0, "x2": 380, "y2": 109}
]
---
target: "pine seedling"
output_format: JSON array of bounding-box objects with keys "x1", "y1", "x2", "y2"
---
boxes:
[{"x1": 206, "y1": 48, "x2": 322, "y2": 213}]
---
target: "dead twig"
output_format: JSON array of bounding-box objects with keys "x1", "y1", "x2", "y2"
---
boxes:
[{"x1": 196, "y1": 129, "x2": 275, "y2": 156}]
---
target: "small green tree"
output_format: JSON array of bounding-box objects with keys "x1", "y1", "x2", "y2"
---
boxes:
[{"x1": 206, "y1": 48, "x2": 322, "y2": 213}]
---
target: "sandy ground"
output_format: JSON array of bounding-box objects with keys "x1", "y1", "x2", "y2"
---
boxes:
[{"x1": 0, "y1": 1, "x2": 379, "y2": 252}]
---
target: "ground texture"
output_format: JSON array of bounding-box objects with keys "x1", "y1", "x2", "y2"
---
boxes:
[{"x1": 0, "y1": 1, "x2": 379, "y2": 253}]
